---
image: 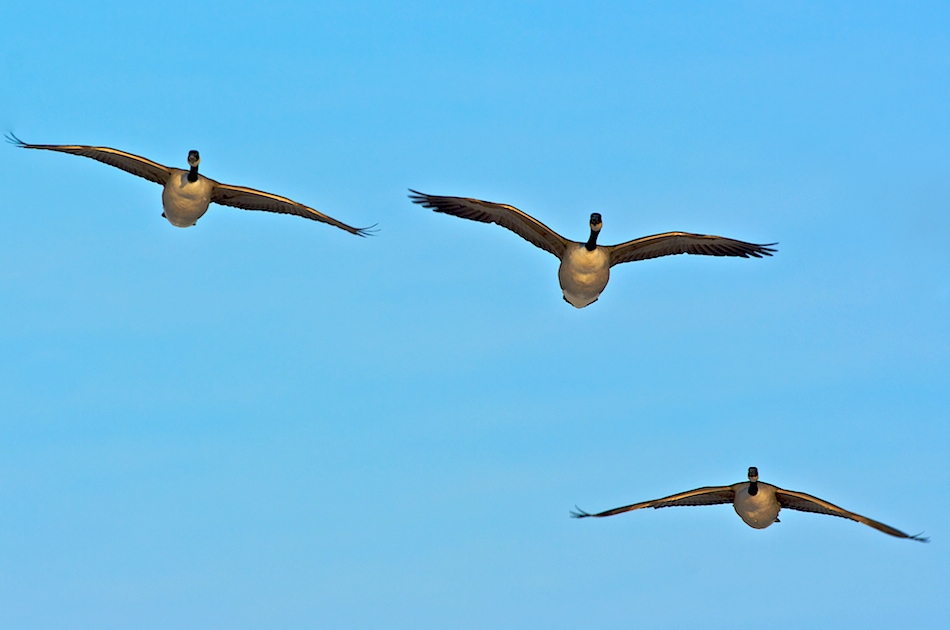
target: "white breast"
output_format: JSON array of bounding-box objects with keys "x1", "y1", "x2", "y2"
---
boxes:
[
  {"x1": 161, "y1": 171, "x2": 213, "y2": 228},
  {"x1": 558, "y1": 244, "x2": 610, "y2": 308},
  {"x1": 733, "y1": 483, "x2": 781, "y2": 529}
]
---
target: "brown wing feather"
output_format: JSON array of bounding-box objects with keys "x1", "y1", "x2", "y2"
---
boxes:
[
  {"x1": 776, "y1": 489, "x2": 928, "y2": 541},
  {"x1": 571, "y1": 485, "x2": 736, "y2": 519},
  {"x1": 408, "y1": 190, "x2": 568, "y2": 258},
  {"x1": 7, "y1": 134, "x2": 171, "y2": 185},
  {"x1": 209, "y1": 182, "x2": 374, "y2": 236},
  {"x1": 608, "y1": 232, "x2": 776, "y2": 267}
]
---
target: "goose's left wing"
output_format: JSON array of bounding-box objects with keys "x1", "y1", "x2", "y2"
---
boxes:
[
  {"x1": 776, "y1": 489, "x2": 928, "y2": 542},
  {"x1": 409, "y1": 190, "x2": 569, "y2": 258},
  {"x1": 7, "y1": 134, "x2": 172, "y2": 185},
  {"x1": 608, "y1": 232, "x2": 776, "y2": 267},
  {"x1": 572, "y1": 485, "x2": 736, "y2": 519},
  {"x1": 209, "y1": 182, "x2": 374, "y2": 236}
]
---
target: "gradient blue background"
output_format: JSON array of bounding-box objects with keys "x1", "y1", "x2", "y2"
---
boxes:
[{"x1": 1, "y1": 2, "x2": 948, "y2": 628}]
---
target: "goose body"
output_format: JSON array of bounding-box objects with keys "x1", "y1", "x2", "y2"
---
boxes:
[
  {"x1": 572, "y1": 467, "x2": 928, "y2": 541},
  {"x1": 8, "y1": 135, "x2": 373, "y2": 236},
  {"x1": 733, "y1": 481, "x2": 780, "y2": 529},
  {"x1": 161, "y1": 168, "x2": 214, "y2": 227},
  {"x1": 558, "y1": 243, "x2": 611, "y2": 308},
  {"x1": 409, "y1": 190, "x2": 775, "y2": 308}
]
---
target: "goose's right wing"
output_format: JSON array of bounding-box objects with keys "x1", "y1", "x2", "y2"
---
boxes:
[
  {"x1": 7, "y1": 134, "x2": 172, "y2": 185},
  {"x1": 409, "y1": 190, "x2": 568, "y2": 258},
  {"x1": 571, "y1": 485, "x2": 736, "y2": 519},
  {"x1": 210, "y1": 181, "x2": 375, "y2": 236},
  {"x1": 608, "y1": 232, "x2": 776, "y2": 267},
  {"x1": 776, "y1": 489, "x2": 928, "y2": 542}
]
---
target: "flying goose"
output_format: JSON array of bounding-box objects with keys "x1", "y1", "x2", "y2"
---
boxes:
[
  {"x1": 7, "y1": 134, "x2": 373, "y2": 235},
  {"x1": 409, "y1": 191, "x2": 775, "y2": 307},
  {"x1": 571, "y1": 467, "x2": 928, "y2": 541}
]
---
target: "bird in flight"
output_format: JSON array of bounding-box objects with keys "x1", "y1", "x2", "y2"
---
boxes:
[
  {"x1": 7, "y1": 134, "x2": 374, "y2": 236},
  {"x1": 409, "y1": 190, "x2": 775, "y2": 308},
  {"x1": 572, "y1": 467, "x2": 928, "y2": 541}
]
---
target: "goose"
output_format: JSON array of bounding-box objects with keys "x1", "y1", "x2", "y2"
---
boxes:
[
  {"x1": 409, "y1": 190, "x2": 775, "y2": 307},
  {"x1": 571, "y1": 467, "x2": 928, "y2": 541},
  {"x1": 7, "y1": 134, "x2": 373, "y2": 235}
]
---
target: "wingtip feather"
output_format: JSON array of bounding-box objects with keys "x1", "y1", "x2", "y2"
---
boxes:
[
  {"x1": 570, "y1": 506, "x2": 592, "y2": 519},
  {"x1": 5, "y1": 132, "x2": 26, "y2": 147},
  {"x1": 355, "y1": 223, "x2": 379, "y2": 237},
  {"x1": 407, "y1": 189, "x2": 430, "y2": 205}
]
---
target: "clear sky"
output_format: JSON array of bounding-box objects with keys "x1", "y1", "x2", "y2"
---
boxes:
[{"x1": 1, "y1": 2, "x2": 948, "y2": 628}]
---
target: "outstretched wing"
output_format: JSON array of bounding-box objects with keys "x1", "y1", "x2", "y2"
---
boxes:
[
  {"x1": 6, "y1": 133, "x2": 172, "y2": 185},
  {"x1": 608, "y1": 232, "x2": 776, "y2": 267},
  {"x1": 408, "y1": 190, "x2": 568, "y2": 258},
  {"x1": 210, "y1": 182, "x2": 375, "y2": 236},
  {"x1": 776, "y1": 488, "x2": 928, "y2": 542},
  {"x1": 571, "y1": 485, "x2": 736, "y2": 519}
]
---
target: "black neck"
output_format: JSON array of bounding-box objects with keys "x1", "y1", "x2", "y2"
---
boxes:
[
  {"x1": 188, "y1": 165, "x2": 199, "y2": 182},
  {"x1": 585, "y1": 229, "x2": 599, "y2": 251},
  {"x1": 748, "y1": 481, "x2": 759, "y2": 496}
]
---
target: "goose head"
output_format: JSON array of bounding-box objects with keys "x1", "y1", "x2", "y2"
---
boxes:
[
  {"x1": 585, "y1": 213, "x2": 603, "y2": 250},
  {"x1": 590, "y1": 213, "x2": 602, "y2": 232},
  {"x1": 747, "y1": 466, "x2": 759, "y2": 496},
  {"x1": 187, "y1": 150, "x2": 201, "y2": 182}
]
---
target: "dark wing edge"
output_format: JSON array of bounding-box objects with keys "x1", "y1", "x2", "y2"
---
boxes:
[
  {"x1": 408, "y1": 189, "x2": 568, "y2": 258},
  {"x1": 210, "y1": 182, "x2": 376, "y2": 237},
  {"x1": 776, "y1": 489, "x2": 929, "y2": 542},
  {"x1": 571, "y1": 486, "x2": 736, "y2": 519},
  {"x1": 608, "y1": 232, "x2": 777, "y2": 267},
  {"x1": 6, "y1": 133, "x2": 172, "y2": 185}
]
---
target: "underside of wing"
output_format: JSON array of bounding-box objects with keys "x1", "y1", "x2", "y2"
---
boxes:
[
  {"x1": 210, "y1": 182, "x2": 374, "y2": 236},
  {"x1": 408, "y1": 190, "x2": 568, "y2": 258},
  {"x1": 572, "y1": 485, "x2": 736, "y2": 519},
  {"x1": 776, "y1": 489, "x2": 928, "y2": 541},
  {"x1": 7, "y1": 133, "x2": 171, "y2": 185},
  {"x1": 608, "y1": 232, "x2": 776, "y2": 267}
]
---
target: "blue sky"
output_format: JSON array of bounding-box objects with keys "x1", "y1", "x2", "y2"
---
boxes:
[{"x1": 1, "y1": 2, "x2": 948, "y2": 628}]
